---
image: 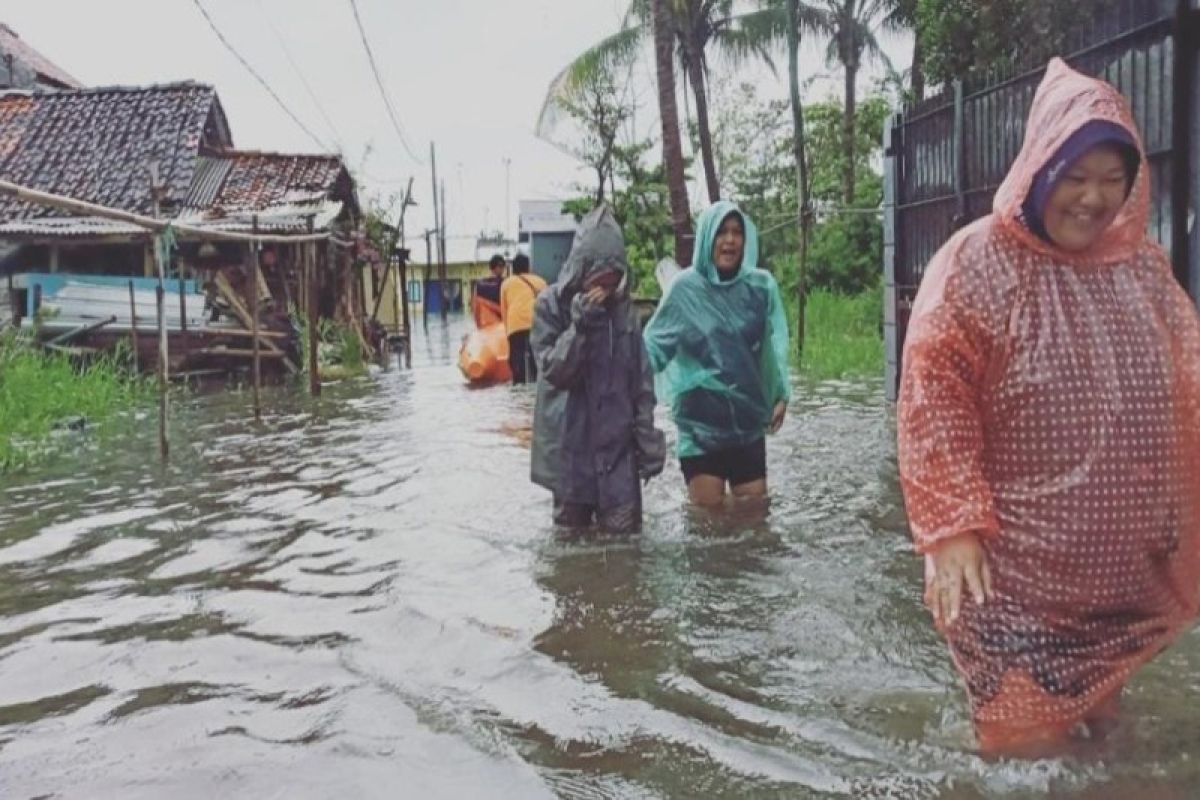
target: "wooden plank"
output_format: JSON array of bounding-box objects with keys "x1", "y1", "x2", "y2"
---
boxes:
[
  {"x1": 194, "y1": 326, "x2": 289, "y2": 340},
  {"x1": 213, "y1": 272, "x2": 298, "y2": 374},
  {"x1": 194, "y1": 347, "x2": 285, "y2": 358}
]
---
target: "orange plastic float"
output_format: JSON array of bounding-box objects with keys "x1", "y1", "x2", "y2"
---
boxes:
[{"x1": 458, "y1": 321, "x2": 511, "y2": 383}]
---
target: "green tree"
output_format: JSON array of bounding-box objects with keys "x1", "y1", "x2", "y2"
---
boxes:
[
  {"x1": 556, "y1": 69, "x2": 632, "y2": 205},
  {"x1": 564, "y1": 139, "x2": 676, "y2": 299},
  {"x1": 538, "y1": 0, "x2": 783, "y2": 207},
  {"x1": 916, "y1": 0, "x2": 1120, "y2": 88}
]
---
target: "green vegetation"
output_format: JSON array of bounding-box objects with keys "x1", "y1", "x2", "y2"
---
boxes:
[
  {"x1": 796, "y1": 286, "x2": 883, "y2": 380},
  {"x1": 293, "y1": 313, "x2": 369, "y2": 382},
  {"x1": 0, "y1": 333, "x2": 151, "y2": 472}
]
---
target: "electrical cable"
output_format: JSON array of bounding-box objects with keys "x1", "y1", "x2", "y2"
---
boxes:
[{"x1": 347, "y1": 0, "x2": 424, "y2": 164}]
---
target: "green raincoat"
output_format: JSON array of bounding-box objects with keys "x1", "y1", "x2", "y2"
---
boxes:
[{"x1": 643, "y1": 201, "x2": 791, "y2": 458}]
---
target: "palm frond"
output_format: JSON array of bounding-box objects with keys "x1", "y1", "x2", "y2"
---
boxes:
[
  {"x1": 534, "y1": 25, "x2": 645, "y2": 141},
  {"x1": 713, "y1": 8, "x2": 787, "y2": 72}
]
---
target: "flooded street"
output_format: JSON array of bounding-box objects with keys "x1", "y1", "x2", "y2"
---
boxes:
[{"x1": 1, "y1": 316, "x2": 1198, "y2": 799}]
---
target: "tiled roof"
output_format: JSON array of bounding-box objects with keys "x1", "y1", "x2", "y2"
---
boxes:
[
  {"x1": 186, "y1": 151, "x2": 349, "y2": 212},
  {"x1": 0, "y1": 82, "x2": 232, "y2": 220},
  {"x1": 0, "y1": 24, "x2": 82, "y2": 90}
]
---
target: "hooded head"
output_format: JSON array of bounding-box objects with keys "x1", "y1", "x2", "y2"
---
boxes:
[
  {"x1": 692, "y1": 200, "x2": 760, "y2": 285},
  {"x1": 553, "y1": 204, "x2": 631, "y2": 301},
  {"x1": 993, "y1": 58, "x2": 1149, "y2": 263}
]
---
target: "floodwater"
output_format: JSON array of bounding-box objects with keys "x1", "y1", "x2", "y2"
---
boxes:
[{"x1": 1, "y1": 317, "x2": 1197, "y2": 800}]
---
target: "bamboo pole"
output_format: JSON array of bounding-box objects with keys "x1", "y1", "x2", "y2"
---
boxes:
[
  {"x1": 149, "y1": 164, "x2": 169, "y2": 462},
  {"x1": 127, "y1": 279, "x2": 139, "y2": 371},
  {"x1": 250, "y1": 239, "x2": 262, "y2": 422},
  {"x1": 306, "y1": 232, "x2": 320, "y2": 398},
  {"x1": 0, "y1": 179, "x2": 329, "y2": 244},
  {"x1": 178, "y1": 272, "x2": 188, "y2": 335}
]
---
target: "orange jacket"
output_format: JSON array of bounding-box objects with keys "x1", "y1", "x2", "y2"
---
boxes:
[{"x1": 500, "y1": 273, "x2": 547, "y2": 335}]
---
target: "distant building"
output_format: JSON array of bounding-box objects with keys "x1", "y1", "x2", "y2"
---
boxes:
[
  {"x1": 0, "y1": 23, "x2": 82, "y2": 91},
  {"x1": 518, "y1": 200, "x2": 577, "y2": 283}
]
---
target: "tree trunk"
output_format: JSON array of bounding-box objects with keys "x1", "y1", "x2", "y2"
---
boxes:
[
  {"x1": 787, "y1": 0, "x2": 811, "y2": 358},
  {"x1": 685, "y1": 46, "x2": 721, "y2": 203},
  {"x1": 842, "y1": 53, "x2": 858, "y2": 207},
  {"x1": 911, "y1": 29, "x2": 925, "y2": 102},
  {"x1": 651, "y1": 0, "x2": 693, "y2": 266}
]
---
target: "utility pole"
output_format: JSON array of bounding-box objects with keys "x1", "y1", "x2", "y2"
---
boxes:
[
  {"x1": 430, "y1": 142, "x2": 441, "y2": 321},
  {"x1": 439, "y1": 177, "x2": 448, "y2": 322},
  {"x1": 503, "y1": 157, "x2": 512, "y2": 243}
]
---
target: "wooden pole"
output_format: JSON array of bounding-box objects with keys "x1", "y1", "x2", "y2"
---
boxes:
[
  {"x1": 398, "y1": 249, "x2": 412, "y2": 368},
  {"x1": 7, "y1": 272, "x2": 17, "y2": 326},
  {"x1": 306, "y1": 221, "x2": 320, "y2": 397},
  {"x1": 0, "y1": 178, "x2": 329, "y2": 244},
  {"x1": 250, "y1": 223, "x2": 262, "y2": 421},
  {"x1": 127, "y1": 279, "x2": 139, "y2": 371},
  {"x1": 178, "y1": 264, "x2": 188, "y2": 336},
  {"x1": 149, "y1": 163, "x2": 169, "y2": 462}
]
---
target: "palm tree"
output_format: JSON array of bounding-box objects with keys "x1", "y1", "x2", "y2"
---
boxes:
[
  {"x1": 819, "y1": 0, "x2": 890, "y2": 206},
  {"x1": 883, "y1": 0, "x2": 922, "y2": 101},
  {"x1": 538, "y1": 1, "x2": 781, "y2": 206},
  {"x1": 651, "y1": 0, "x2": 694, "y2": 264},
  {"x1": 783, "y1": 0, "x2": 814, "y2": 356}
]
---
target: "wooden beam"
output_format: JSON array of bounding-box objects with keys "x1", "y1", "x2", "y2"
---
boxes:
[
  {"x1": 194, "y1": 347, "x2": 285, "y2": 359},
  {"x1": 0, "y1": 178, "x2": 330, "y2": 244},
  {"x1": 213, "y1": 272, "x2": 298, "y2": 374}
]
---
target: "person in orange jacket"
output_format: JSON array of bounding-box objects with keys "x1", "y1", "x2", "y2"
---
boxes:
[{"x1": 500, "y1": 253, "x2": 547, "y2": 384}]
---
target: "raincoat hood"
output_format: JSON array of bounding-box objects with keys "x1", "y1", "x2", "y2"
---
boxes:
[
  {"x1": 554, "y1": 205, "x2": 631, "y2": 300},
  {"x1": 993, "y1": 58, "x2": 1150, "y2": 264},
  {"x1": 691, "y1": 200, "x2": 760, "y2": 285}
]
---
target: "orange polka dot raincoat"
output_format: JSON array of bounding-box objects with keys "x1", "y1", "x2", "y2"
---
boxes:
[{"x1": 898, "y1": 58, "x2": 1200, "y2": 748}]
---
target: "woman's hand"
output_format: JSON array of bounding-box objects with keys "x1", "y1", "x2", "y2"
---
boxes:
[
  {"x1": 930, "y1": 532, "x2": 993, "y2": 626},
  {"x1": 768, "y1": 401, "x2": 787, "y2": 434}
]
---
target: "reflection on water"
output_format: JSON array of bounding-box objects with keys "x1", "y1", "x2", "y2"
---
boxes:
[{"x1": 0, "y1": 316, "x2": 1197, "y2": 799}]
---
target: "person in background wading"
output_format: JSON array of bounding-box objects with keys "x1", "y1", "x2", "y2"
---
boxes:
[
  {"x1": 500, "y1": 253, "x2": 547, "y2": 384},
  {"x1": 529, "y1": 206, "x2": 665, "y2": 532},
  {"x1": 472, "y1": 254, "x2": 506, "y2": 327},
  {"x1": 898, "y1": 58, "x2": 1200, "y2": 754}
]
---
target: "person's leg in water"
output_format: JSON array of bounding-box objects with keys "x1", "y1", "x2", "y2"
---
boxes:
[
  {"x1": 683, "y1": 439, "x2": 767, "y2": 506},
  {"x1": 508, "y1": 331, "x2": 528, "y2": 384},
  {"x1": 553, "y1": 497, "x2": 594, "y2": 528}
]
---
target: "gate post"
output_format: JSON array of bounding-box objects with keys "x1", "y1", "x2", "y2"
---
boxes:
[
  {"x1": 883, "y1": 113, "x2": 903, "y2": 401},
  {"x1": 1178, "y1": 0, "x2": 1200, "y2": 304},
  {"x1": 953, "y1": 79, "x2": 968, "y2": 229}
]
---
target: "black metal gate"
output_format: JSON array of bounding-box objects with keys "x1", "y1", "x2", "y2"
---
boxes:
[{"x1": 883, "y1": 0, "x2": 1200, "y2": 399}]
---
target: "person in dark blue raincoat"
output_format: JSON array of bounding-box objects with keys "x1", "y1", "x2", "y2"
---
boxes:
[{"x1": 530, "y1": 206, "x2": 666, "y2": 532}]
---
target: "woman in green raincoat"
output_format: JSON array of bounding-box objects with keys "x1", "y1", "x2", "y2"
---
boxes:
[{"x1": 643, "y1": 201, "x2": 791, "y2": 506}]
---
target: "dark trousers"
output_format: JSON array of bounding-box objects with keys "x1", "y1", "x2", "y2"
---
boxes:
[
  {"x1": 553, "y1": 496, "x2": 642, "y2": 534},
  {"x1": 508, "y1": 329, "x2": 537, "y2": 384}
]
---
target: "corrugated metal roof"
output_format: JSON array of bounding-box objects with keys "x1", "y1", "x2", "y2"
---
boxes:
[{"x1": 186, "y1": 155, "x2": 233, "y2": 208}]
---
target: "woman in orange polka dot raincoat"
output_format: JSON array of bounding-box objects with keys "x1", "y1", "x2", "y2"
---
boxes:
[{"x1": 898, "y1": 58, "x2": 1200, "y2": 754}]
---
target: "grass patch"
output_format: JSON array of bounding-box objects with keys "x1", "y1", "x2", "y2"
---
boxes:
[
  {"x1": 0, "y1": 332, "x2": 152, "y2": 472},
  {"x1": 791, "y1": 285, "x2": 883, "y2": 381},
  {"x1": 293, "y1": 313, "x2": 369, "y2": 382}
]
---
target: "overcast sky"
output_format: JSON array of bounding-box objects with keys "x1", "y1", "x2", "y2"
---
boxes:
[{"x1": 5, "y1": 0, "x2": 910, "y2": 261}]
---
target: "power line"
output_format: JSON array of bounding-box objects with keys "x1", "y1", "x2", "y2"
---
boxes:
[
  {"x1": 255, "y1": 0, "x2": 346, "y2": 152},
  {"x1": 191, "y1": 0, "x2": 329, "y2": 151},
  {"x1": 347, "y1": 0, "x2": 424, "y2": 164}
]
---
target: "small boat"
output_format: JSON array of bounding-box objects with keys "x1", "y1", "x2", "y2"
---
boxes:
[{"x1": 458, "y1": 321, "x2": 511, "y2": 383}]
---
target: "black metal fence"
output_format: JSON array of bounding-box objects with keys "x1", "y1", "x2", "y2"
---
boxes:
[{"x1": 883, "y1": 0, "x2": 1200, "y2": 399}]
